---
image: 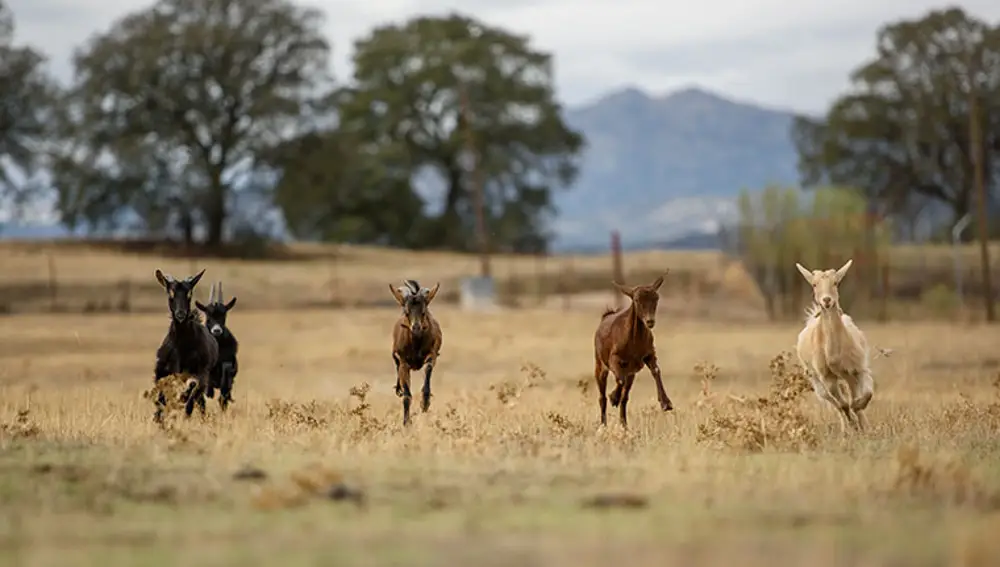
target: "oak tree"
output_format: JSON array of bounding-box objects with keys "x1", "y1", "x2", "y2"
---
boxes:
[
  {"x1": 335, "y1": 13, "x2": 585, "y2": 252},
  {"x1": 0, "y1": 0, "x2": 59, "y2": 224},
  {"x1": 793, "y1": 8, "x2": 1000, "y2": 227},
  {"x1": 52, "y1": 0, "x2": 332, "y2": 244}
]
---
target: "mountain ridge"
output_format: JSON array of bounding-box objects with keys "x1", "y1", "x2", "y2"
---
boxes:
[{"x1": 551, "y1": 84, "x2": 802, "y2": 251}]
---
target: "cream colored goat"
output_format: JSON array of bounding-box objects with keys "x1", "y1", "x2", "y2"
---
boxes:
[{"x1": 794, "y1": 259, "x2": 874, "y2": 433}]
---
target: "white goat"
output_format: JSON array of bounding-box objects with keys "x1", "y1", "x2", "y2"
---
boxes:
[{"x1": 794, "y1": 259, "x2": 874, "y2": 433}]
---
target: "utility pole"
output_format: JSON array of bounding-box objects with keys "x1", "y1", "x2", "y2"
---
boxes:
[
  {"x1": 459, "y1": 83, "x2": 492, "y2": 278},
  {"x1": 969, "y1": 58, "x2": 995, "y2": 321}
]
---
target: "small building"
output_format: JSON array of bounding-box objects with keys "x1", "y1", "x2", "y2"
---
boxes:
[{"x1": 459, "y1": 276, "x2": 497, "y2": 311}]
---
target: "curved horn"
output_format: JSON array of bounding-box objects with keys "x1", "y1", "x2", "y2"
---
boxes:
[
  {"x1": 216, "y1": 281, "x2": 224, "y2": 303},
  {"x1": 404, "y1": 279, "x2": 420, "y2": 295}
]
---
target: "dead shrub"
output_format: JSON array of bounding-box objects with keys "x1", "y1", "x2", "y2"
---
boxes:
[
  {"x1": 265, "y1": 399, "x2": 333, "y2": 430},
  {"x1": 545, "y1": 411, "x2": 585, "y2": 437},
  {"x1": 347, "y1": 382, "x2": 386, "y2": 438},
  {"x1": 696, "y1": 351, "x2": 817, "y2": 452},
  {"x1": 433, "y1": 405, "x2": 472, "y2": 438},
  {"x1": 937, "y1": 375, "x2": 1000, "y2": 433},
  {"x1": 142, "y1": 372, "x2": 192, "y2": 427},
  {"x1": 489, "y1": 362, "x2": 548, "y2": 406},
  {"x1": 890, "y1": 445, "x2": 999, "y2": 509},
  {"x1": 0, "y1": 408, "x2": 40, "y2": 439}
]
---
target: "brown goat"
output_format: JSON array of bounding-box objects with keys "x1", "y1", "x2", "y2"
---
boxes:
[
  {"x1": 592, "y1": 273, "x2": 672, "y2": 427},
  {"x1": 389, "y1": 279, "x2": 443, "y2": 426}
]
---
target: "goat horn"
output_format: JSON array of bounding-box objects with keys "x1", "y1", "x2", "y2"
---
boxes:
[
  {"x1": 209, "y1": 281, "x2": 218, "y2": 304},
  {"x1": 216, "y1": 281, "x2": 224, "y2": 303},
  {"x1": 404, "y1": 279, "x2": 420, "y2": 295}
]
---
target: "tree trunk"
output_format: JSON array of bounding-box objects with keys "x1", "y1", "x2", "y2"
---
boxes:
[
  {"x1": 951, "y1": 199, "x2": 972, "y2": 242},
  {"x1": 206, "y1": 172, "x2": 226, "y2": 247},
  {"x1": 180, "y1": 211, "x2": 194, "y2": 246},
  {"x1": 431, "y1": 165, "x2": 466, "y2": 250}
]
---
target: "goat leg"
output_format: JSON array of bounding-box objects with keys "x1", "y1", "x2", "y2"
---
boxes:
[
  {"x1": 420, "y1": 357, "x2": 435, "y2": 413},
  {"x1": 607, "y1": 354, "x2": 625, "y2": 407},
  {"x1": 644, "y1": 354, "x2": 673, "y2": 411},
  {"x1": 595, "y1": 358, "x2": 609, "y2": 426},
  {"x1": 618, "y1": 373, "x2": 636, "y2": 428},
  {"x1": 396, "y1": 359, "x2": 413, "y2": 426},
  {"x1": 392, "y1": 354, "x2": 403, "y2": 397},
  {"x1": 219, "y1": 362, "x2": 234, "y2": 410}
]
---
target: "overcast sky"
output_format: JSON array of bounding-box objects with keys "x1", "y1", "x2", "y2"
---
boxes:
[{"x1": 7, "y1": 0, "x2": 1000, "y2": 114}]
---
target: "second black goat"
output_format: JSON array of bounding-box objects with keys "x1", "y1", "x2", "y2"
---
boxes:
[{"x1": 195, "y1": 281, "x2": 239, "y2": 411}]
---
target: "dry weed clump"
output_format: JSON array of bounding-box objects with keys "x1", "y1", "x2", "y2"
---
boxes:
[
  {"x1": 264, "y1": 382, "x2": 388, "y2": 439},
  {"x1": 546, "y1": 411, "x2": 586, "y2": 437},
  {"x1": 265, "y1": 399, "x2": 335, "y2": 430},
  {"x1": 890, "y1": 445, "x2": 1000, "y2": 510},
  {"x1": 696, "y1": 352, "x2": 818, "y2": 452},
  {"x1": 937, "y1": 374, "x2": 1000, "y2": 434},
  {"x1": 0, "y1": 408, "x2": 40, "y2": 439},
  {"x1": 142, "y1": 372, "x2": 194, "y2": 427},
  {"x1": 347, "y1": 382, "x2": 387, "y2": 438},
  {"x1": 489, "y1": 362, "x2": 548, "y2": 405}
]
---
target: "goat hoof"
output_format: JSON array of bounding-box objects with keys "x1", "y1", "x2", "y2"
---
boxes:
[
  {"x1": 609, "y1": 392, "x2": 621, "y2": 407},
  {"x1": 661, "y1": 399, "x2": 673, "y2": 411}
]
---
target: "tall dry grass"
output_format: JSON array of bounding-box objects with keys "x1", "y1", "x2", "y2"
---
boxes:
[{"x1": 1, "y1": 306, "x2": 1000, "y2": 565}]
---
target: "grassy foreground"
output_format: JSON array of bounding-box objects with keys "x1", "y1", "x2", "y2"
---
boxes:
[{"x1": 2, "y1": 306, "x2": 1000, "y2": 566}]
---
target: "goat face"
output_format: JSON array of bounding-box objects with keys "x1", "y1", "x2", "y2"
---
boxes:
[
  {"x1": 389, "y1": 280, "x2": 440, "y2": 335},
  {"x1": 613, "y1": 273, "x2": 666, "y2": 329},
  {"x1": 155, "y1": 269, "x2": 205, "y2": 322},
  {"x1": 796, "y1": 260, "x2": 853, "y2": 311},
  {"x1": 195, "y1": 297, "x2": 237, "y2": 337}
]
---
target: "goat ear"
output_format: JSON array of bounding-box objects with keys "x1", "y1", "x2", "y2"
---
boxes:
[
  {"x1": 423, "y1": 282, "x2": 440, "y2": 304},
  {"x1": 187, "y1": 269, "x2": 205, "y2": 287},
  {"x1": 612, "y1": 281, "x2": 634, "y2": 298},
  {"x1": 795, "y1": 263, "x2": 814, "y2": 284},
  {"x1": 389, "y1": 283, "x2": 406, "y2": 306},
  {"x1": 155, "y1": 269, "x2": 171, "y2": 289},
  {"x1": 651, "y1": 271, "x2": 667, "y2": 291},
  {"x1": 835, "y1": 259, "x2": 853, "y2": 282},
  {"x1": 225, "y1": 297, "x2": 237, "y2": 311},
  {"x1": 195, "y1": 301, "x2": 207, "y2": 312}
]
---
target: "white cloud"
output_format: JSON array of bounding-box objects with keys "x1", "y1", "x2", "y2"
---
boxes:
[{"x1": 7, "y1": 0, "x2": 1000, "y2": 113}]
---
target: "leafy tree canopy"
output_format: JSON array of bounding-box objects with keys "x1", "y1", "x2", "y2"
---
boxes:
[
  {"x1": 0, "y1": 0, "x2": 59, "y2": 222},
  {"x1": 793, "y1": 7, "x2": 1000, "y2": 226},
  {"x1": 52, "y1": 0, "x2": 333, "y2": 244},
  {"x1": 327, "y1": 13, "x2": 585, "y2": 252}
]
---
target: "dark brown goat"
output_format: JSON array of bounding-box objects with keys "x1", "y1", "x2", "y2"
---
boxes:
[
  {"x1": 389, "y1": 279, "x2": 442, "y2": 426},
  {"x1": 592, "y1": 272, "x2": 672, "y2": 427}
]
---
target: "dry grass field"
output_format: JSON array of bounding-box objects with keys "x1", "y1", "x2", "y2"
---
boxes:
[{"x1": 2, "y1": 297, "x2": 1000, "y2": 566}]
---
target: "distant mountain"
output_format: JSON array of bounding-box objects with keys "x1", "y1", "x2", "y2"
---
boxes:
[{"x1": 551, "y1": 86, "x2": 802, "y2": 252}]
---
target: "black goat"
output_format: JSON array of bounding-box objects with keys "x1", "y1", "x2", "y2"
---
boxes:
[
  {"x1": 152, "y1": 269, "x2": 219, "y2": 422},
  {"x1": 195, "y1": 281, "x2": 239, "y2": 411}
]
